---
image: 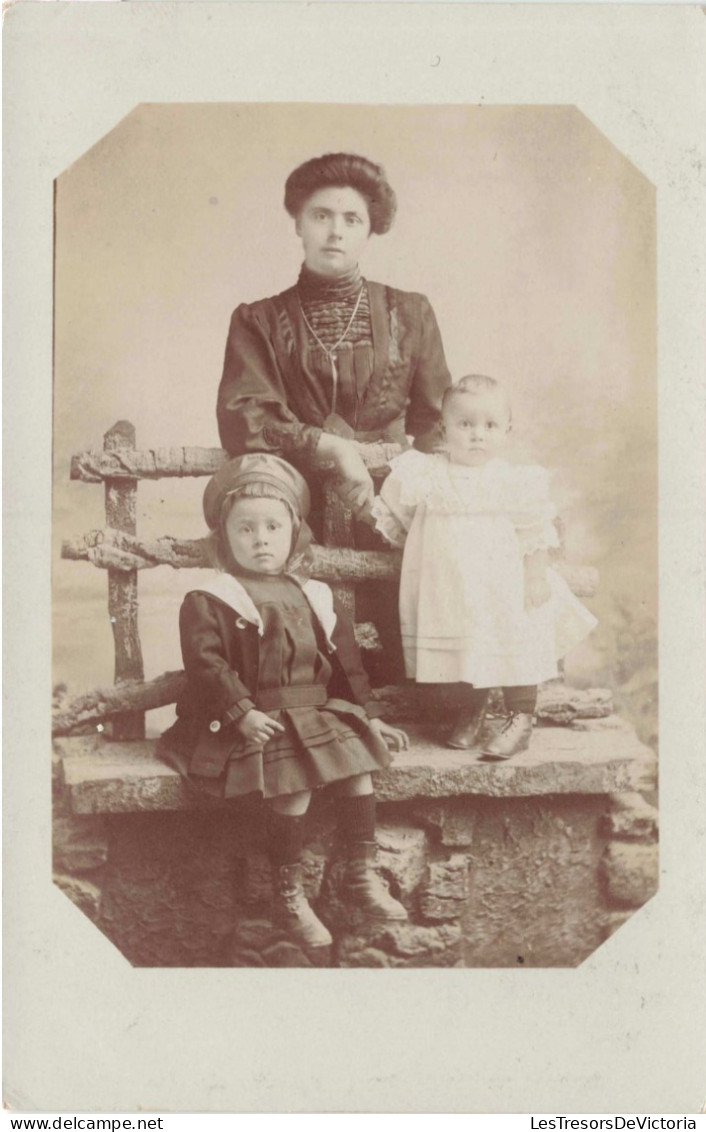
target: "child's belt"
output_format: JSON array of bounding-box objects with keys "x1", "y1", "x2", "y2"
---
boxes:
[{"x1": 255, "y1": 685, "x2": 329, "y2": 711}]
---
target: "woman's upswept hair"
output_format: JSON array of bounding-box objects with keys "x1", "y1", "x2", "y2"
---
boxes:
[{"x1": 284, "y1": 152, "x2": 397, "y2": 235}]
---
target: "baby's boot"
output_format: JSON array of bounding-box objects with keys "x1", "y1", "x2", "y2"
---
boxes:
[
  {"x1": 480, "y1": 712, "x2": 534, "y2": 761},
  {"x1": 447, "y1": 687, "x2": 489, "y2": 749},
  {"x1": 447, "y1": 703, "x2": 488, "y2": 749}
]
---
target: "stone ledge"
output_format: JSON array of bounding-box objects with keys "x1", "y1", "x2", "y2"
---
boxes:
[
  {"x1": 55, "y1": 717, "x2": 656, "y2": 815},
  {"x1": 601, "y1": 841, "x2": 659, "y2": 908}
]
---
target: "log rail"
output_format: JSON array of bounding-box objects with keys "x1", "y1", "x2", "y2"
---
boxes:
[
  {"x1": 59, "y1": 424, "x2": 605, "y2": 739},
  {"x1": 61, "y1": 529, "x2": 598, "y2": 597},
  {"x1": 70, "y1": 441, "x2": 401, "y2": 483}
]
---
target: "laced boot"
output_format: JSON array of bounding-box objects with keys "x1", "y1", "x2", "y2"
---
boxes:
[
  {"x1": 342, "y1": 842, "x2": 408, "y2": 920},
  {"x1": 480, "y1": 713, "x2": 534, "y2": 761},
  {"x1": 271, "y1": 863, "x2": 332, "y2": 949},
  {"x1": 447, "y1": 700, "x2": 488, "y2": 750}
]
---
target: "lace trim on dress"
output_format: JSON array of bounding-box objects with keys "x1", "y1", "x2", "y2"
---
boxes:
[
  {"x1": 370, "y1": 495, "x2": 408, "y2": 548},
  {"x1": 387, "y1": 452, "x2": 560, "y2": 522}
]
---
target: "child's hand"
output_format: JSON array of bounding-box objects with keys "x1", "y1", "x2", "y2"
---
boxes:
[
  {"x1": 238, "y1": 709, "x2": 286, "y2": 746},
  {"x1": 523, "y1": 549, "x2": 551, "y2": 611},
  {"x1": 370, "y1": 717, "x2": 409, "y2": 752},
  {"x1": 524, "y1": 563, "x2": 552, "y2": 610}
]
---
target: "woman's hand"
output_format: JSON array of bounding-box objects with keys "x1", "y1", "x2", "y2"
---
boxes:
[
  {"x1": 317, "y1": 434, "x2": 375, "y2": 520},
  {"x1": 369, "y1": 717, "x2": 409, "y2": 753},
  {"x1": 238, "y1": 709, "x2": 286, "y2": 746},
  {"x1": 524, "y1": 551, "x2": 552, "y2": 611},
  {"x1": 335, "y1": 445, "x2": 375, "y2": 519},
  {"x1": 336, "y1": 474, "x2": 376, "y2": 523}
]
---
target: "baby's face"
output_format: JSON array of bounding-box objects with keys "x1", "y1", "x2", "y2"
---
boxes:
[
  {"x1": 442, "y1": 390, "x2": 511, "y2": 466},
  {"x1": 224, "y1": 497, "x2": 293, "y2": 574}
]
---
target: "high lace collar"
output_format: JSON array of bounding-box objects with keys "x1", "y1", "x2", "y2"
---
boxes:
[{"x1": 297, "y1": 263, "x2": 363, "y2": 301}]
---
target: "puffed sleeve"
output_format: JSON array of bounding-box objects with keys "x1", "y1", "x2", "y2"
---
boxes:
[
  {"x1": 509, "y1": 465, "x2": 561, "y2": 556},
  {"x1": 179, "y1": 593, "x2": 255, "y2": 722},
  {"x1": 216, "y1": 303, "x2": 322, "y2": 467},
  {"x1": 370, "y1": 449, "x2": 429, "y2": 547},
  {"x1": 405, "y1": 295, "x2": 451, "y2": 452}
]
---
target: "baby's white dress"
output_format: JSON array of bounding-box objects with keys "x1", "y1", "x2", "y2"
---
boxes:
[{"x1": 372, "y1": 450, "x2": 597, "y2": 687}]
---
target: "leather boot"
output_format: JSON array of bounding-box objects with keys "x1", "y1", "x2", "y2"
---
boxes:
[
  {"x1": 480, "y1": 713, "x2": 534, "y2": 761},
  {"x1": 272, "y1": 863, "x2": 333, "y2": 948},
  {"x1": 342, "y1": 842, "x2": 408, "y2": 920},
  {"x1": 447, "y1": 700, "x2": 488, "y2": 750}
]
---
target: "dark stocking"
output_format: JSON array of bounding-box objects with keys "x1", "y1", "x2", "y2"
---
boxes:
[
  {"x1": 266, "y1": 808, "x2": 306, "y2": 866},
  {"x1": 336, "y1": 794, "x2": 376, "y2": 846}
]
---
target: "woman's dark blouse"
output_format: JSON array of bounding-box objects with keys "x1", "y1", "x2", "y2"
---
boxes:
[{"x1": 216, "y1": 268, "x2": 452, "y2": 467}]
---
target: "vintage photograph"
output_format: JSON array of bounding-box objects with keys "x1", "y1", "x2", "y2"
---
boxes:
[{"x1": 52, "y1": 102, "x2": 658, "y2": 970}]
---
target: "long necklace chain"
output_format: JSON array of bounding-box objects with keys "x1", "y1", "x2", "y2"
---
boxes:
[{"x1": 298, "y1": 283, "x2": 365, "y2": 417}]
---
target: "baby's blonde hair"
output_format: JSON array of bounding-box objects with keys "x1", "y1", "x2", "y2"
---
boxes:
[{"x1": 441, "y1": 374, "x2": 512, "y2": 425}]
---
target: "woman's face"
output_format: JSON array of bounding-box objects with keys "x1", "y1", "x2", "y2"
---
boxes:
[
  {"x1": 224, "y1": 497, "x2": 294, "y2": 574},
  {"x1": 296, "y1": 186, "x2": 371, "y2": 277}
]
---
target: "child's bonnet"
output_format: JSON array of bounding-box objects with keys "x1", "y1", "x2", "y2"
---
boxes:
[{"x1": 202, "y1": 452, "x2": 314, "y2": 573}]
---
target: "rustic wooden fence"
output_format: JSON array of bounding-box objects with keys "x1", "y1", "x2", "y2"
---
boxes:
[{"x1": 56, "y1": 421, "x2": 603, "y2": 741}]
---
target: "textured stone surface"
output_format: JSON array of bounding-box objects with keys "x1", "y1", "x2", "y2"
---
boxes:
[
  {"x1": 337, "y1": 921, "x2": 463, "y2": 968},
  {"x1": 53, "y1": 815, "x2": 109, "y2": 872},
  {"x1": 570, "y1": 715, "x2": 633, "y2": 732},
  {"x1": 602, "y1": 842, "x2": 659, "y2": 908},
  {"x1": 97, "y1": 812, "x2": 241, "y2": 966},
  {"x1": 606, "y1": 792, "x2": 658, "y2": 841},
  {"x1": 223, "y1": 919, "x2": 331, "y2": 968},
  {"x1": 56, "y1": 789, "x2": 622, "y2": 967},
  {"x1": 241, "y1": 854, "x2": 273, "y2": 906},
  {"x1": 54, "y1": 873, "x2": 103, "y2": 918},
  {"x1": 419, "y1": 856, "x2": 469, "y2": 922},
  {"x1": 374, "y1": 724, "x2": 656, "y2": 802},
  {"x1": 375, "y1": 825, "x2": 428, "y2": 898},
  {"x1": 461, "y1": 795, "x2": 608, "y2": 967},
  {"x1": 57, "y1": 722, "x2": 656, "y2": 814},
  {"x1": 52, "y1": 723, "x2": 656, "y2": 967},
  {"x1": 408, "y1": 799, "x2": 477, "y2": 847},
  {"x1": 601, "y1": 910, "x2": 634, "y2": 941},
  {"x1": 409, "y1": 800, "x2": 446, "y2": 837},
  {"x1": 440, "y1": 801, "x2": 478, "y2": 847}
]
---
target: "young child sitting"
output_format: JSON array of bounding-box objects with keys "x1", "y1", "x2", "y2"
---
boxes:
[
  {"x1": 159, "y1": 453, "x2": 409, "y2": 953},
  {"x1": 371, "y1": 374, "x2": 597, "y2": 759}
]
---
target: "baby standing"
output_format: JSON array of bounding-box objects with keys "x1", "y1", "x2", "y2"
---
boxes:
[
  {"x1": 159, "y1": 453, "x2": 409, "y2": 952},
  {"x1": 372, "y1": 374, "x2": 597, "y2": 759}
]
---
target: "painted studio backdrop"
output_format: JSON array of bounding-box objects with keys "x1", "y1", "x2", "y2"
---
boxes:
[{"x1": 53, "y1": 103, "x2": 657, "y2": 747}]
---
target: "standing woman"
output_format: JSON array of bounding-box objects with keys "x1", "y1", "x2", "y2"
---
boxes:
[{"x1": 216, "y1": 152, "x2": 451, "y2": 529}]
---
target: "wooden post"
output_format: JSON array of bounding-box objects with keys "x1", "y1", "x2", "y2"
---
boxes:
[
  {"x1": 104, "y1": 421, "x2": 145, "y2": 739},
  {"x1": 322, "y1": 479, "x2": 356, "y2": 618}
]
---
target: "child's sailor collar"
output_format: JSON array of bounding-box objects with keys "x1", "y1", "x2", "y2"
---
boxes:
[{"x1": 190, "y1": 571, "x2": 338, "y2": 649}]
